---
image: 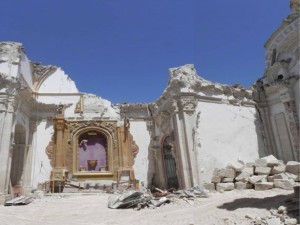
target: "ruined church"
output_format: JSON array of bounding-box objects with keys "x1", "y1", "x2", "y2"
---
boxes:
[{"x1": 0, "y1": 1, "x2": 299, "y2": 199}]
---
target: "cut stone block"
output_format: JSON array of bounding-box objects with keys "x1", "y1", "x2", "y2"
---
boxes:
[
  {"x1": 255, "y1": 182, "x2": 273, "y2": 191},
  {"x1": 235, "y1": 182, "x2": 253, "y2": 190},
  {"x1": 266, "y1": 218, "x2": 281, "y2": 225},
  {"x1": 285, "y1": 161, "x2": 300, "y2": 174},
  {"x1": 255, "y1": 155, "x2": 279, "y2": 167},
  {"x1": 284, "y1": 219, "x2": 298, "y2": 225},
  {"x1": 203, "y1": 183, "x2": 215, "y2": 192},
  {"x1": 246, "y1": 162, "x2": 255, "y2": 167},
  {"x1": 267, "y1": 173, "x2": 288, "y2": 182},
  {"x1": 222, "y1": 178, "x2": 234, "y2": 183},
  {"x1": 216, "y1": 183, "x2": 234, "y2": 192},
  {"x1": 270, "y1": 164, "x2": 286, "y2": 175},
  {"x1": 235, "y1": 172, "x2": 251, "y2": 182},
  {"x1": 274, "y1": 179, "x2": 295, "y2": 190},
  {"x1": 217, "y1": 168, "x2": 236, "y2": 178},
  {"x1": 226, "y1": 161, "x2": 245, "y2": 172},
  {"x1": 248, "y1": 175, "x2": 267, "y2": 184},
  {"x1": 242, "y1": 167, "x2": 254, "y2": 175},
  {"x1": 255, "y1": 166, "x2": 271, "y2": 175},
  {"x1": 211, "y1": 176, "x2": 221, "y2": 183},
  {"x1": 284, "y1": 172, "x2": 298, "y2": 181}
]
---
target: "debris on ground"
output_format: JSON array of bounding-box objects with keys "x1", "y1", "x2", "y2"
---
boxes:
[
  {"x1": 4, "y1": 195, "x2": 34, "y2": 206},
  {"x1": 108, "y1": 185, "x2": 209, "y2": 210}
]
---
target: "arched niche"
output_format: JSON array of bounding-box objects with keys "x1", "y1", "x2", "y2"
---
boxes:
[{"x1": 72, "y1": 127, "x2": 114, "y2": 177}]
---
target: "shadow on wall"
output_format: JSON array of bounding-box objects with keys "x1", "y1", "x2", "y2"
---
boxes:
[{"x1": 255, "y1": 109, "x2": 269, "y2": 158}]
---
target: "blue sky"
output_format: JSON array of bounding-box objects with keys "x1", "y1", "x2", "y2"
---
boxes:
[{"x1": 1, "y1": 1, "x2": 290, "y2": 103}]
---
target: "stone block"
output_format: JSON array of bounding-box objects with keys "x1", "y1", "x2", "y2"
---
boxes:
[
  {"x1": 222, "y1": 178, "x2": 234, "y2": 183},
  {"x1": 274, "y1": 179, "x2": 295, "y2": 190},
  {"x1": 270, "y1": 164, "x2": 286, "y2": 175},
  {"x1": 246, "y1": 162, "x2": 255, "y2": 167},
  {"x1": 203, "y1": 183, "x2": 215, "y2": 192},
  {"x1": 284, "y1": 172, "x2": 298, "y2": 181},
  {"x1": 235, "y1": 182, "x2": 253, "y2": 190},
  {"x1": 217, "y1": 168, "x2": 236, "y2": 178},
  {"x1": 248, "y1": 175, "x2": 267, "y2": 184},
  {"x1": 267, "y1": 173, "x2": 288, "y2": 182},
  {"x1": 294, "y1": 185, "x2": 300, "y2": 199},
  {"x1": 255, "y1": 155, "x2": 279, "y2": 167},
  {"x1": 34, "y1": 190, "x2": 44, "y2": 199},
  {"x1": 255, "y1": 182, "x2": 273, "y2": 191},
  {"x1": 242, "y1": 167, "x2": 254, "y2": 175},
  {"x1": 266, "y1": 218, "x2": 281, "y2": 225},
  {"x1": 211, "y1": 176, "x2": 221, "y2": 183},
  {"x1": 216, "y1": 183, "x2": 234, "y2": 192},
  {"x1": 235, "y1": 172, "x2": 251, "y2": 182},
  {"x1": 226, "y1": 161, "x2": 245, "y2": 172},
  {"x1": 285, "y1": 161, "x2": 300, "y2": 174},
  {"x1": 284, "y1": 219, "x2": 298, "y2": 225},
  {"x1": 255, "y1": 166, "x2": 271, "y2": 175}
]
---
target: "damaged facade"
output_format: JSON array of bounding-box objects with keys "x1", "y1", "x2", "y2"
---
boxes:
[{"x1": 0, "y1": 1, "x2": 299, "y2": 199}]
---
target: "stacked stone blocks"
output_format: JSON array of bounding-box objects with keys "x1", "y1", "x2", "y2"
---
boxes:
[{"x1": 205, "y1": 155, "x2": 300, "y2": 192}]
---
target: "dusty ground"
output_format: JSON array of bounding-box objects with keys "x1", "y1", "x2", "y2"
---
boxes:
[{"x1": 0, "y1": 188, "x2": 298, "y2": 225}]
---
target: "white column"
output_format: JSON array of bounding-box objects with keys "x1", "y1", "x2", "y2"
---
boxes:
[{"x1": 0, "y1": 96, "x2": 15, "y2": 194}]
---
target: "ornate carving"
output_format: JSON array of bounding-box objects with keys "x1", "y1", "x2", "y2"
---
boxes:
[
  {"x1": 68, "y1": 120, "x2": 117, "y2": 140},
  {"x1": 131, "y1": 140, "x2": 139, "y2": 162},
  {"x1": 46, "y1": 136, "x2": 55, "y2": 167},
  {"x1": 178, "y1": 97, "x2": 197, "y2": 115},
  {"x1": 74, "y1": 96, "x2": 83, "y2": 114}
]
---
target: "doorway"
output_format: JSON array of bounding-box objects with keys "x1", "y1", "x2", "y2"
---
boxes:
[{"x1": 162, "y1": 136, "x2": 179, "y2": 189}]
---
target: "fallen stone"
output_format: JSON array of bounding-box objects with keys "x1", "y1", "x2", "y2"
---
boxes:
[
  {"x1": 203, "y1": 183, "x2": 215, "y2": 192},
  {"x1": 285, "y1": 219, "x2": 298, "y2": 225},
  {"x1": 222, "y1": 178, "x2": 234, "y2": 183},
  {"x1": 271, "y1": 164, "x2": 286, "y2": 175},
  {"x1": 235, "y1": 172, "x2": 251, "y2": 182},
  {"x1": 246, "y1": 162, "x2": 255, "y2": 167},
  {"x1": 277, "y1": 205, "x2": 287, "y2": 214},
  {"x1": 248, "y1": 175, "x2": 267, "y2": 184},
  {"x1": 268, "y1": 173, "x2": 288, "y2": 182},
  {"x1": 34, "y1": 190, "x2": 44, "y2": 199},
  {"x1": 255, "y1": 155, "x2": 279, "y2": 167},
  {"x1": 284, "y1": 172, "x2": 298, "y2": 181},
  {"x1": 235, "y1": 182, "x2": 253, "y2": 190},
  {"x1": 211, "y1": 176, "x2": 221, "y2": 183},
  {"x1": 274, "y1": 179, "x2": 295, "y2": 190},
  {"x1": 285, "y1": 161, "x2": 300, "y2": 174},
  {"x1": 226, "y1": 161, "x2": 245, "y2": 172},
  {"x1": 255, "y1": 182, "x2": 273, "y2": 191},
  {"x1": 242, "y1": 167, "x2": 254, "y2": 175},
  {"x1": 266, "y1": 218, "x2": 281, "y2": 225},
  {"x1": 217, "y1": 168, "x2": 236, "y2": 178},
  {"x1": 255, "y1": 166, "x2": 271, "y2": 175},
  {"x1": 216, "y1": 183, "x2": 234, "y2": 192}
]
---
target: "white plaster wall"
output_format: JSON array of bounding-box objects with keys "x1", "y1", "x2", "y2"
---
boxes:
[
  {"x1": 37, "y1": 95, "x2": 81, "y2": 117},
  {"x1": 20, "y1": 53, "x2": 33, "y2": 89},
  {"x1": 195, "y1": 102, "x2": 263, "y2": 183},
  {"x1": 38, "y1": 68, "x2": 78, "y2": 93},
  {"x1": 129, "y1": 121, "x2": 152, "y2": 187},
  {"x1": 31, "y1": 120, "x2": 54, "y2": 189},
  {"x1": 0, "y1": 62, "x2": 19, "y2": 77}
]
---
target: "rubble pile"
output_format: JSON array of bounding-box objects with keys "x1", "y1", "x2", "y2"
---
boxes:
[
  {"x1": 108, "y1": 185, "x2": 209, "y2": 210},
  {"x1": 245, "y1": 205, "x2": 299, "y2": 225},
  {"x1": 207, "y1": 155, "x2": 300, "y2": 192}
]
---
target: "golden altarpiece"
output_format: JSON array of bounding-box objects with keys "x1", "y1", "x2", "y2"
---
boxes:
[{"x1": 46, "y1": 106, "x2": 138, "y2": 192}]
